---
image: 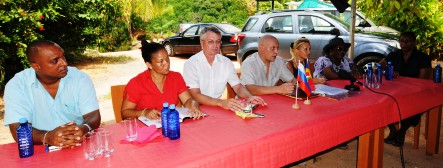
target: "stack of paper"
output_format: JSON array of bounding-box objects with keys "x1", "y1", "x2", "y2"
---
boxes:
[{"x1": 313, "y1": 84, "x2": 349, "y2": 96}]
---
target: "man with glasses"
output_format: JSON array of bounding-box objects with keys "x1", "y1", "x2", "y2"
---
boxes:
[
  {"x1": 183, "y1": 26, "x2": 266, "y2": 112},
  {"x1": 379, "y1": 31, "x2": 431, "y2": 147},
  {"x1": 240, "y1": 35, "x2": 296, "y2": 95}
]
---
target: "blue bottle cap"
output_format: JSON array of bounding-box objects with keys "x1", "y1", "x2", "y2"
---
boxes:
[
  {"x1": 437, "y1": 63, "x2": 441, "y2": 67},
  {"x1": 169, "y1": 104, "x2": 176, "y2": 110},
  {"x1": 19, "y1": 118, "x2": 27, "y2": 124},
  {"x1": 377, "y1": 64, "x2": 381, "y2": 67},
  {"x1": 163, "y1": 102, "x2": 169, "y2": 107},
  {"x1": 388, "y1": 61, "x2": 392, "y2": 64}
]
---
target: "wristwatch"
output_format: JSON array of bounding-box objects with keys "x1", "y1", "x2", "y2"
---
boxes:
[{"x1": 82, "y1": 123, "x2": 92, "y2": 133}]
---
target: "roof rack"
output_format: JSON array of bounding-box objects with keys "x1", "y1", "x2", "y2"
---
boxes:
[{"x1": 269, "y1": 9, "x2": 316, "y2": 13}]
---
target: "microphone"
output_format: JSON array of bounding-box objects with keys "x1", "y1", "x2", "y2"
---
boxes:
[{"x1": 337, "y1": 70, "x2": 361, "y2": 91}]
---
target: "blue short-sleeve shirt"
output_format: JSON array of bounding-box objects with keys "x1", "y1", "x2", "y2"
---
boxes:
[{"x1": 4, "y1": 66, "x2": 99, "y2": 131}]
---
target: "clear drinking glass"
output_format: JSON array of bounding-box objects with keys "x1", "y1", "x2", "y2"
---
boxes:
[
  {"x1": 124, "y1": 118, "x2": 138, "y2": 142},
  {"x1": 241, "y1": 99, "x2": 252, "y2": 113},
  {"x1": 372, "y1": 73, "x2": 380, "y2": 88},
  {"x1": 94, "y1": 127, "x2": 105, "y2": 155},
  {"x1": 100, "y1": 130, "x2": 114, "y2": 157},
  {"x1": 83, "y1": 132, "x2": 97, "y2": 160}
]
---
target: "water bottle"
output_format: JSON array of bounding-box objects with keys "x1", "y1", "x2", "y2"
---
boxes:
[
  {"x1": 434, "y1": 63, "x2": 442, "y2": 83},
  {"x1": 167, "y1": 104, "x2": 180, "y2": 140},
  {"x1": 372, "y1": 64, "x2": 382, "y2": 88},
  {"x1": 160, "y1": 102, "x2": 170, "y2": 137},
  {"x1": 385, "y1": 61, "x2": 393, "y2": 80},
  {"x1": 365, "y1": 64, "x2": 373, "y2": 87},
  {"x1": 17, "y1": 118, "x2": 34, "y2": 158}
]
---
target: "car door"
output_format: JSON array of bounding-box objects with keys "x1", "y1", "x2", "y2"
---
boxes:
[
  {"x1": 296, "y1": 15, "x2": 337, "y2": 61},
  {"x1": 259, "y1": 15, "x2": 296, "y2": 60},
  {"x1": 175, "y1": 25, "x2": 199, "y2": 54}
]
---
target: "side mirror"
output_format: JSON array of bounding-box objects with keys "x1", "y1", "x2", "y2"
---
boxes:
[{"x1": 330, "y1": 28, "x2": 340, "y2": 36}]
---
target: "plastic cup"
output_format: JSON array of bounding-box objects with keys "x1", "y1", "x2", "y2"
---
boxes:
[
  {"x1": 93, "y1": 127, "x2": 105, "y2": 155},
  {"x1": 124, "y1": 118, "x2": 138, "y2": 142},
  {"x1": 99, "y1": 130, "x2": 114, "y2": 157},
  {"x1": 241, "y1": 99, "x2": 252, "y2": 113},
  {"x1": 83, "y1": 132, "x2": 97, "y2": 160}
]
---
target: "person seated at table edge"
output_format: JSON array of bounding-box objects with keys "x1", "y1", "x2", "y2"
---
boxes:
[
  {"x1": 121, "y1": 41, "x2": 206, "y2": 121},
  {"x1": 4, "y1": 40, "x2": 101, "y2": 148},
  {"x1": 240, "y1": 34, "x2": 296, "y2": 95},
  {"x1": 313, "y1": 36, "x2": 357, "y2": 80},
  {"x1": 183, "y1": 26, "x2": 267, "y2": 112},
  {"x1": 287, "y1": 37, "x2": 326, "y2": 84},
  {"x1": 379, "y1": 31, "x2": 432, "y2": 147}
]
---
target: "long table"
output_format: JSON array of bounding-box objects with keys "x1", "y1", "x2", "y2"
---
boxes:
[{"x1": 1, "y1": 77, "x2": 442, "y2": 167}]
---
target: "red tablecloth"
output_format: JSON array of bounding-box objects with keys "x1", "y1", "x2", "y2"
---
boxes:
[{"x1": 1, "y1": 77, "x2": 442, "y2": 167}]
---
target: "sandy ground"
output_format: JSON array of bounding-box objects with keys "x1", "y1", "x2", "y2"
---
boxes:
[{"x1": 0, "y1": 50, "x2": 442, "y2": 167}]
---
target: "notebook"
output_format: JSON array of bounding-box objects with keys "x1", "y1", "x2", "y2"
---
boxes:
[{"x1": 138, "y1": 107, "x2": 207, "y2": 128}]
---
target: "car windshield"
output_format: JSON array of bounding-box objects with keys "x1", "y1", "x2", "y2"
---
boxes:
[
  {"x1": 324, "y1": 13, "x2": 364, "y2": 33},
  {"x1": 323, "y1": 13, "x2": 350, "y2": 31},
  {"x1": 217, "y1": 24, "x2": 241, "y2": 33}
]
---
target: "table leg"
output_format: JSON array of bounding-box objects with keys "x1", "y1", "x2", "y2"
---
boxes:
[
  {"x1": 357, "y1": 128, "x2": 384, "y2": 168},
  {"x1": 426, "y1": 105, "x2": 442, "y2": 155}
]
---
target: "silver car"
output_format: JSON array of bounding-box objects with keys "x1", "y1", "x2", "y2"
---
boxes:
[
  {"x1": 299, "y1": 8, "x2": 399, "y2": 35},
  {"x1": 236, "y1": 10, "x2": 399, "y2": 69}
]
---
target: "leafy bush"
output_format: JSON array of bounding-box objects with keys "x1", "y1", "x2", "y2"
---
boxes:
[
  {"x1": 0, "y1": 0, "x2": 60, "y2": 88},
  {"x1": 145, "y1": 0, "x2": 253, "y2": 39},
  {"x1": 0, "y1": 0, "x2": 131, "y2": 88},
  {"x1": 358, "y1": 0, "x2": 443, "y2": 60}
]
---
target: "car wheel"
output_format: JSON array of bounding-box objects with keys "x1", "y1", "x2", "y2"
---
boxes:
[
  {"x1": 355, "y1": 55, "x2": 383, "y2": 72},
  {"x1": 240, "y1": 50, "x2": 257, "y2": 64},
  {"x1": 164, "y1": 43, "x2": 174, "y2": 57}
]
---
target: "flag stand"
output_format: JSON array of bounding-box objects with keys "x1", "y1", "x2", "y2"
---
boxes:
[
  {"x1": 292, "y1": 81, "x2": 300, "y2": 110},
  {"x1": 304, "y1": 97, "x2": 311, "y2": 105}
]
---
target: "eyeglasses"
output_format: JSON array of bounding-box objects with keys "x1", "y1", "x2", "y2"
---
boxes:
[{"x1": 202, "y1": 40, "x2": 221, "y2": 45}]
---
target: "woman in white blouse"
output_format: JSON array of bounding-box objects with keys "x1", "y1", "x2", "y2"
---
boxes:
[{"x1": 314, "y1": 37, "x2": 353, "y2": 79}]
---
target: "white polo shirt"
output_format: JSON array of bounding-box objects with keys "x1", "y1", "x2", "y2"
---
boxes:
[
  {"x1": 183, "y1": 51, "x2": 240, "y2": 99},
  {"x1": 241, "y1": 52, "x2": 294, "y2": 86}
]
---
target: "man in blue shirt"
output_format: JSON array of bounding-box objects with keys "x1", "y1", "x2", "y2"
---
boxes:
[{"x1": 4, "y1": 40, "x2": 101, "y2": 148}]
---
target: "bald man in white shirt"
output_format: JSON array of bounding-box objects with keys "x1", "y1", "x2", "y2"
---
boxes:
[{"x1": 241, "y1": 35, "x2": 296, "y2": 95}]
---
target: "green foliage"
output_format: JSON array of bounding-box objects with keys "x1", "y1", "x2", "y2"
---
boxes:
[
  {"x1": 144, "y1": 0, "x2": 253, "y2": 40},
  {"x1": 0, "y1": 0, "x2": 60, "y2": 88},
  {"x1": 358, "y1": 0, "x2": 443, "y2": 60},
  {"x1": 0, "y1": 0, "x2": 131, "y2": 88},
  {"x1": 258, "y1": 0, "x2": 284, "y2": 12}
]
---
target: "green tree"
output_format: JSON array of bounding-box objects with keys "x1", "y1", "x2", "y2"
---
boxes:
[
  {"x1": 0, "y1": 0, "x2": 129, "y2": 87},
  {"x1": 358, "y1": 0, "x2": 443, "y2": 59},
  {"x1": 120, "y1": 0, "x2": 166, "y2": 40},
  {"x1": 145, "y1": 0, "x2": 253, "y2": 39},
  {"x1": 0, "y1": 0, "x2": 60, "y2": 88}
]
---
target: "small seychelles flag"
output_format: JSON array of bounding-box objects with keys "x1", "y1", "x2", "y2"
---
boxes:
[{"x1": 305, "y1": 59, "x2": 316, "y2": 91}]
